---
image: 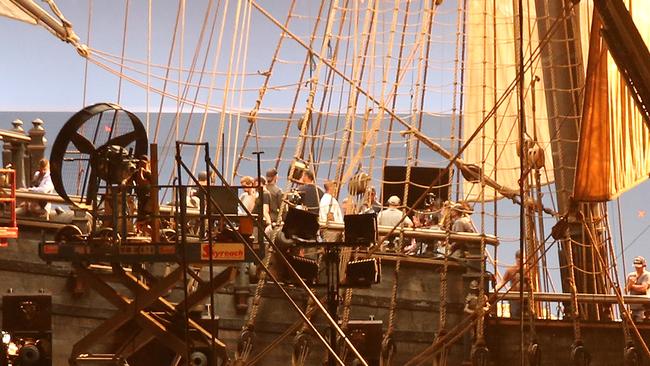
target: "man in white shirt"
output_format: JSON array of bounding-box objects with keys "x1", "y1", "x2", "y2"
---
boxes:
[
  {"x1": 319, "y1": 180, "x2": 343, "y2": 242},
  {"x1": 20, "y1": 158, "x2": 55, "y2": 218},
  {"x1": 29, "y1": 158, "x2": 54, "y2": 194},
  {"x1": 319, "y1": 180, "x2": 343, "y2": 224}
]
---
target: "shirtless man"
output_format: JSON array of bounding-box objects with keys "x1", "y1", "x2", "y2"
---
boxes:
[{"x1": 497, "y1": 250, "x2": 529, "y2": 318}]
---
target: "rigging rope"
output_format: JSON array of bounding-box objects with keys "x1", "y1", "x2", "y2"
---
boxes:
[
  {"x1": 187, "y1": 0, "x2": 224, "y2": 175},
  {"x1": 332, "y1": 0, "x2": 376, "y2": 189},
  {"x1": 232, "y1": 0, "x2": 297, "y2": 174},
  {"x1": 273, "y1": 0, "x2": 332, "y2": 172},
  {"x1": 580, "y1": 213, "x2": 650, "y2": 359},
  {"x1": 115, "y1": 0, "x2": 130, "y2": 106},
  {"x1": 152, "y1": 0, "x2": 183, "y2": 143},
  {"x1": 413, "y1": 0, "x2": 436, "y2": 163},
  {"x1": 226, "y1": 0, "x2": 254, "y2": 178},
  {"x1": 214, "y1": 0, "x2": 244, "y2": 166}
]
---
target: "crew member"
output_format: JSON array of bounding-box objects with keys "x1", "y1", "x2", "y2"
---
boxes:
[
  {"x1": 377, "y1": 195, "x2": 413, "y2": 228},
  {"x1": 238, "y1": 176, "x2": 256, "y2": 214},
  {"x1": 131, "y1": 156, "x2": 153, "y2": 234},
  {"x1": 253, "y1": 176, "x2": 272, "y2": 228},
  {"x1": 497, "y1": 250, "x2": 529, "y2": 319},
  {"x1": 626, "y1": 256, "x2": 650, "y2": 322},
  {"x1": 19, "y1": 158, "x2": 55, "y2": 218},
  {"x1": 449, "y1": 202, "x2": 476, "y2": 257},
  {"x1": 296, "y1": 170, "x2": 323, "y2": 215},
  {"x1": 360, "y1": 186, "x2": 382, "y2": 214},
  {"x1": 319, "y1": 180, "x2": 343, "y2": 242},
  {"x1": 265, "y1": 168, "x2": 283, "y2": 224}
]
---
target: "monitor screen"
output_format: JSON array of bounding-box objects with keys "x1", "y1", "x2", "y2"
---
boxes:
[
  {"x1": 382, "y1": 166, "x2": 450, "y2": 209},
  {"x1": 282, "y1": 206, "x2": 319, "y2": 241},
  {"x1": 344, "y1": 213, "x2": 376, "y2": 247},
  {"x1": 199, "y1": 185, "x2": 239, "y2": 215}
]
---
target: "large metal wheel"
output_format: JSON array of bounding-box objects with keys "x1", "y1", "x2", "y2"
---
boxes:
[{"x1": 50, "y1": 103, "x2": 148, "y2": 209}]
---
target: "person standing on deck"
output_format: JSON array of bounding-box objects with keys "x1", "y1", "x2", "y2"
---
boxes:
[
  {"x1": 319, "y1": 180, "x2": 343, "y2": 242},
  {"x1": 449, "y1": 202, "x2": 477, "y2": 257},
  {"x1": 253, "y1": 176, "x2": 272, "y2": 229},
  {"x1": 131, "y1": 156, "x2": 153, "y2": 234},
  {"x1": 377, "y1": 196, "x2": 413, "y2": 252},
  {"x1": 265, "y1": 168, "x2": 283, "y2": 225},
  {"x1": 626, "y1": 256, "x2": 650, "y2": 322},
  {"x1": 377, "y1": 195, "x2": 413, "y2": 228},
  {"x1": 497, "y1": 250, "x2": 529, "y2": 318},
  {"x1": 296, "y1": 170, "x2": 323, "y2": 215},
  {"x1": 360, "y1": 186, "x2": 382, "y2": 214},
  {"x1": 238, "y1": 176, "x2": 257, "y2": 214}
]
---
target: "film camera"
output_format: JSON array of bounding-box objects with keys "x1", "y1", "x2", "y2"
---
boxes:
[
  {"x1": 89, "y1": 145, "x2": 142, "y2": 185},
  {"x1": 0, "y1": 294, "x2": 52, "y2": 366}
]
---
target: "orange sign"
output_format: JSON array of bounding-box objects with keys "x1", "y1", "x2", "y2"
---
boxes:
[{"x1": 201, "y1": 243, "x2": 245, "y2": 261}]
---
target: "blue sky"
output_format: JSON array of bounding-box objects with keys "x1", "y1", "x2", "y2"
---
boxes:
[{"x1": 1, "y1": 0, "x2": 650, "y2": 293}]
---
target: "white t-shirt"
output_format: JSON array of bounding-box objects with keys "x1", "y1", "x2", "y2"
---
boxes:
[
  {"x1": 627, "y1": 270, "x2": 650, "y2": 295},
  {"x1": 377, "y1": 207, "x2": 413, "y2": 227},
  {"x1": 319, "y1": 193, "x2": 343, "y2": 223},
  {"x1": 29, "y1": 171, "x2": 54, "y2": 194}
]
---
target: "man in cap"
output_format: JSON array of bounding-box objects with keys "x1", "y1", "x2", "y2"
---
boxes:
[
  {"x1": 448, "y1": 201, "x2": 477, "y2": 257},
  {"x1": 377, "y1": 195, "x2": 413, "y2": 228},
  {"x1": 626, "y1": 256, "x2": 650, "y2": 322},
  {"x1": 265, "y1": 168, "x2": 283, "y2": 224},
  {"x1": 376, "y1": 196, "x2": 413, "y2": 252}
]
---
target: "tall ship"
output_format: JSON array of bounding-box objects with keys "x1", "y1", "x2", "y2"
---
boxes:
[{"x1": 1, "y1": 0, "x2": 650, "y2": 365}]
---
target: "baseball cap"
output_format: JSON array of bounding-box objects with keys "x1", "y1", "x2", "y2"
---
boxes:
[
  {"x1": 634, "y1": 256, "x2": 646, "y2": 267},
  {"x1": 387, "y1": 195, "x2": 400, "y2": 205}
]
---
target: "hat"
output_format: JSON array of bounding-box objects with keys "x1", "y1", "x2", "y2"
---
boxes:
[
  {"x1": 451, "y1": 201, "x2": 474, "y2": 214},
  {"x1": 387, "y1": 195, "x2": 401, "y2": 206},
  {"x1": 634, "y1": 256, "x2": 647, "y2": 267}
]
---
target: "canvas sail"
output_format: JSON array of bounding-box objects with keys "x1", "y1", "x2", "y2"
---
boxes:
[
  {"x1": 574, "y1": 0, "x2": 650, "y2": 201},
  {"x1": 0, "y1": 0, "x2": 36, "y2": 24},
  {"x1": 462, "y1": 0, "x2": 554, "y2": 202}
]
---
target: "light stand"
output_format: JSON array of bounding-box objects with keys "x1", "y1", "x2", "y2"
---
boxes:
[{"x1": 285, "y1": 210, "x2": 378, "y2": 366}]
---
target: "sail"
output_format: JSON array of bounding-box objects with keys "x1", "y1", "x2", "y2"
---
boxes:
[
  {"x1": 462, "y1": 0, "x2": 554, "y2": 202},
  {"x1": 0, "y1": 0, "x2": 36, "y2": 24},
  {"x1": 574, "y1": 1, "x2": 650, "y2": 201}
]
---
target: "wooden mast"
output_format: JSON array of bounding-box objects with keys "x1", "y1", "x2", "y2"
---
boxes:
[{"x1": 533, "y1": 0, "x2": 610, "y2": 321}]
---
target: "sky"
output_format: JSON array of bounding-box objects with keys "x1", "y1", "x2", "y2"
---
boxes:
[{"x1": 1, "y1": 0, "x2": 650, "y2": 297}]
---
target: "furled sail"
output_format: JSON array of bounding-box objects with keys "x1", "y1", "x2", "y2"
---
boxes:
[
  {"x1": 0, "y1": 0, "x2": 36, "y2": 24},
  {"x1": 574, "y1": 1, "x2": 650, "y2": 201},
  {"x1": 462, "y1": 0, "x2": 554, "y2": 202}
]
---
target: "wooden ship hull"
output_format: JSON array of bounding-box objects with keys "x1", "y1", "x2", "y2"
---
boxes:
[{"x1": 1, "y1": 224, "x2": 649, "y2": 366}]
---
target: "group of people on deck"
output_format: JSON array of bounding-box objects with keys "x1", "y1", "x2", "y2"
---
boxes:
[
  {"x1": 14, "y1": 157, "x2": 650, "y2": 323},
  {"x1": 231, "y1": 167, "x2": 480, "y2": 258},
  {"x1": 494, "y1": 251, "x2": 650, "y2": 321}
]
